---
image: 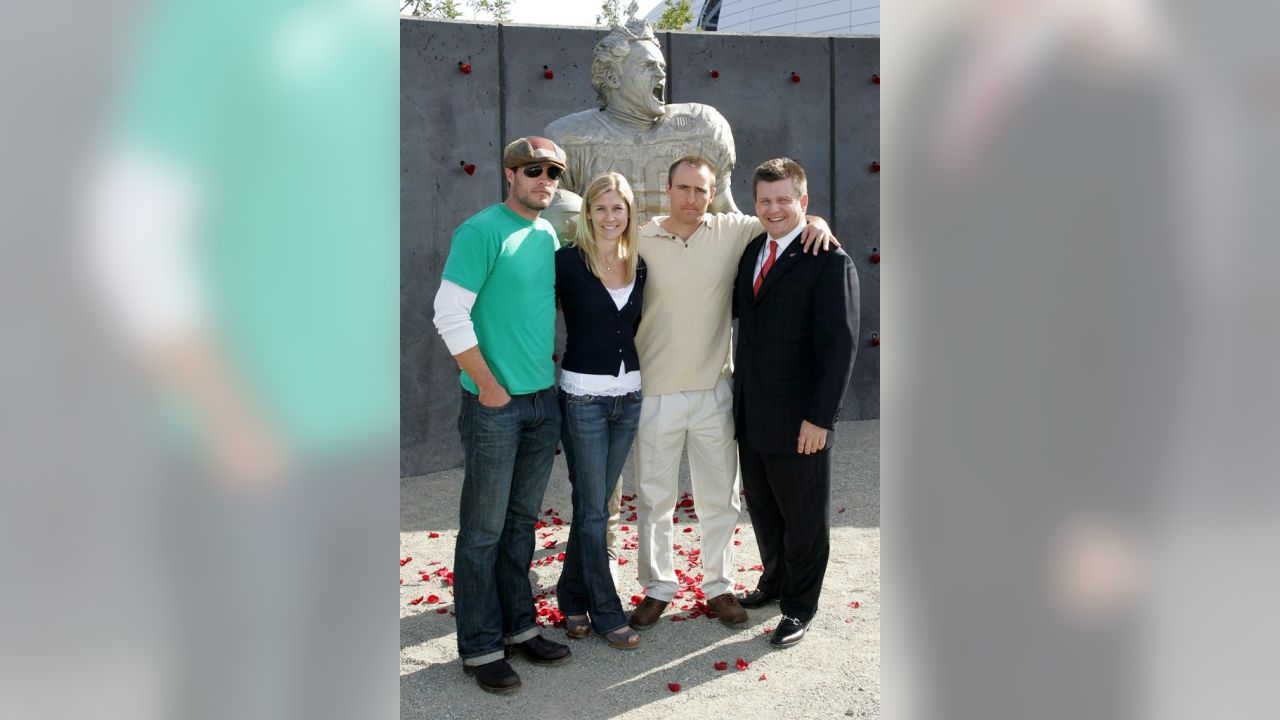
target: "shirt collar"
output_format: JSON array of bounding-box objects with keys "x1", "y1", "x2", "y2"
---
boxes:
[
  {"x1": 766, "y1": 221, "x2": 806, "y2": 256},
  {"x1": 642, "y1": 214, "x2": 711, "y2": 240}
]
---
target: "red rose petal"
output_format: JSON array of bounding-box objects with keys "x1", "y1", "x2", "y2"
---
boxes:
[
  {"x1": 759, "y1": 673, "x2": 767, "y2": 681},
  {"x1": 714, "y1": 660, "x2": 728, "y2": 671},
  {"x1": 734, "y1": 540, "x2": 741, "y2": 545},
  {"x1": 409, "y1": 596, "x2": 424, "y2": 605},
  {"x1": 428, "y1": 531, "x2": 440, "y2": 538},
  {"x1": 750, "y1": 564, "x2": 764, "y2": 571},
  {"x1": 534, "y1": 520, "x2": 546, "y2": 530},
  {"x1": 427, "y1": 594, "x2": 440, "y2": 603},
  {"x1": 734, "y1": 582, "x2": 745, "y2": 590},
  {"x1": 399, "y1": 578, "x2": 404, "y2": 585},
  {"x1": 683, "y1": 527, "x2": 693, "y2": 533},
  {"x1": 552, "y1": 517, "x2": 564, "y2": 525},
  {"x1": 679, "y1": 498, "x2": 694, "y2": 508},
  {"x1": 667, "y1": 682, "x2": 681, "y2": 692},
  {"x1": 617, "y1": 558, "x2": 628, "y2": 565},
  {"x1": 621, "y1": 525, "x2": 629, "y2": 531},
  {"x1": 736, "y1": 658, "x2": 750, "y2": 670},
  {"x1": 763, "y1": 626, "x2": 774, "y2": 634},
  {"x1": 849, "y1": 601, "x2": 861, "y2": 608},
  {"x1": 544, "y1": 540, "x2": 557, "y2": 549},
  {"x1": 436, "y1": 607, "x2": 449, "y2": 614},
  {"x1": 400, "y1": 556, "x2": 412, "y2": 566},
  {"x1": 556, "y1": 552, "x2": 565, "y2": 561}
]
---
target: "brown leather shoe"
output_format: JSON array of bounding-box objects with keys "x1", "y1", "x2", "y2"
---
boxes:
[
  {"x1": 629, "y1": 597, "x2": 669, "y2": 630},
  {"x1": 707, "y1": 593, "x2": 748, "y2": 627}
]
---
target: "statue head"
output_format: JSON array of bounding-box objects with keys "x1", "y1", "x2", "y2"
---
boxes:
[{"x1": 592, "y1": 11, "x2": 666, "y2": 118}]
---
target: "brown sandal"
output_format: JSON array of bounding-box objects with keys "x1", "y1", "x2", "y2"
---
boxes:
[
  {"x1": 565, "y1": 614, "x2": 591, "y2": 639},
  {"x1": 605, "y1": 625, "x2": 641, "y2": 650}
]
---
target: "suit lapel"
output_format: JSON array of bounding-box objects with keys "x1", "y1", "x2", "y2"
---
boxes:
[
  {"x1": 741, "y1": 233, "x2": 768, "y2": 305},
  {"x1": 752, "y1": 240, "x2": 805, "y2": 304}
]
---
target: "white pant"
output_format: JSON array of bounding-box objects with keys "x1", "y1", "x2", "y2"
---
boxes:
[{"x1": 634, "y1": 377, "x2": 740, "y2": 601}]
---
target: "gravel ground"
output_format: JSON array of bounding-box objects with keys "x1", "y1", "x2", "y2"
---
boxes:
[{"x1": 401, "y1": 419, "x2": 879, "y2": 719}]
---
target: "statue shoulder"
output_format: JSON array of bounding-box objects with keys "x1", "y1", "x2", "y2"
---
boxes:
[
  {"x1": 665, "y1": 102, "x2": 728, "y2": 125},
  {"x1": 544, "y1": 109, "x2": 609, "y2": 143}
]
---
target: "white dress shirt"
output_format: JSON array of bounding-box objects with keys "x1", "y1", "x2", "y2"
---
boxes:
[{"x1": 752, "y1": 221, "x2": 807, "y2": 287}]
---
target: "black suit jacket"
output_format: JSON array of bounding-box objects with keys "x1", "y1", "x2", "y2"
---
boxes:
[{"x1": 732, "y1": 231, "x2": 859, "y2": 454}]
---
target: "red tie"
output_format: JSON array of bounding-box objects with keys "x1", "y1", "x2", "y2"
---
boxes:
[{"x1": 753, "y1": 240, "x2": 778, "y2": 296}]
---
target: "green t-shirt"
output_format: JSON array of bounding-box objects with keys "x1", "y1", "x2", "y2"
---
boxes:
[{"x1": 442, "y1": 203, "x2": 558, "y2": 395}]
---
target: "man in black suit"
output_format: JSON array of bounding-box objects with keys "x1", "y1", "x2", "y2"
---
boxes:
[{"x1": 732, "y1": 157, "x2": 859, "y2": 647}]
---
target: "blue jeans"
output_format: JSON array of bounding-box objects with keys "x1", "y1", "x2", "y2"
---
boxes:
[
  {"x1": 556, "y1": 390, "x2": 642, "y2": 634},
  {"x1": 454, "y1": 387, "x2": 561, "y2": 665}
]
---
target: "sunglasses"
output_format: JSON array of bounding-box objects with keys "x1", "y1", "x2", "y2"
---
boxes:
[{"x1": 522, "y1": 164, "x2": 563, "y2": 180}]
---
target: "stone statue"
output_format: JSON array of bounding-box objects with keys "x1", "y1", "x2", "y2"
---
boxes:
[{"x1": 542, "y1": 2, "x2": 741, "y2": 240}]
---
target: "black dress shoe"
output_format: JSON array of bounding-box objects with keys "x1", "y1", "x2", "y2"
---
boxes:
[
  {"x1": 768, "y1": 615, "x2": 811, "y2": 648},
  {"x1": 463, "y1": 659, "x2": 521, "y2": 694},
  {"x1": 737, "y1": 589, "x2": 779, "y2": 609},
  {"x1": 505, "y1": 634, "x2": 572, "y2": 665}
]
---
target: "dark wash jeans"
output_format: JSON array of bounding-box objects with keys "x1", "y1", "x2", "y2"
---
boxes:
[
  {"x1": 556, "y1": 390, "x2": 641, "y2": 634},
  {"x1": 454, "y1": 387, "x2": 560, "y2": 665}
]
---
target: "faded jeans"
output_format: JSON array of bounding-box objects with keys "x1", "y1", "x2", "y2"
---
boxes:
[
  {"x1": 556, "y1": 390, "x2": 641, "y2": 634},
  {"x1": 453, "y1": 387, "x2": 560, "y2": 665}
]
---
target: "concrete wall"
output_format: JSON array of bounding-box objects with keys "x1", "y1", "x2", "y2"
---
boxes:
[{"x1": 402, "y1": 19, "x2": 879, "y2": 477}]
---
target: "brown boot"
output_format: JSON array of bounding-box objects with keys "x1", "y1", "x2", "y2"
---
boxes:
[
  {"x1": 629, "y1": 597, "x2": 669, "y2": 630},
  {"x1": 707, "y1": 593, "x2": 748, "y2": 627}
]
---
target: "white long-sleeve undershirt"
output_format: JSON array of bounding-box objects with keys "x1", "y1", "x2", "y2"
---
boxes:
[{"x1": 432, "y1": 279, "x2": 479, "y2": 355}]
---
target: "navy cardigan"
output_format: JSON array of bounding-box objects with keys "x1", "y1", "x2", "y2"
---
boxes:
[{"x1": 555, "y1": 246, "x2": 646, "y2": 376}]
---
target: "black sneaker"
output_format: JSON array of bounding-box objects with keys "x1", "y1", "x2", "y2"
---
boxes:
[
  {"x1": 505, "y1": 634, "x2": 572, "y2": 665},
  {"x1": 463, "y1": 659, "x2": 521, "y2": 694}
]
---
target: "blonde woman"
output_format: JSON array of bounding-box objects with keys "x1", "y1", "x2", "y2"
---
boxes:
[{"x1": 554, "y1": 172, "x2": 646, "y2": 650}]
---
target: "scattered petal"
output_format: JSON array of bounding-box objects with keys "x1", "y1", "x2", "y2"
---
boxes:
[
  {"x1": 734, "y1": 540, "x2": 741, "y2": 545},
  {"x1": 556, "y1": 552, "x2": 566, "y2": 561},
  {"x1": 736, "y1": 658, "x2": 750, "y2": 670},
  {"x1": 734, "y1": 528, "x2": 740, "y2": 534},
  {"x1": 617, "y1": 558, "x2": 629, "y2": 565},
  {"x1": 750, "y1": 564, "x2": 764, "y2": 571},
  {"x1": 427, "y1": 594, "x2": 440, "y2": 603},
  {"x1": 714, "y1": 661, "x2": 728, "y2": 671},
  {"x1": 763, "y1": 626, "x2": 774, "y2": 634},
  {"x1": 409, "y1": 596, "x2": 424, "y2": 605},
  {"x1": 534, "y1": 520, "x2": 546, "y2": 530},
  {"x1": 552, "y1": 517, "x2": 564, "y2": 525},
  {"x1": 679, "y1": 498, "x2": 694, "y2": 508},
  {"x1": 759, "y1": 673, "x2": 767, "y2": 681},
  {"x1": 849, "y1": 601, "x2": 861, "y2": 608},
  {"x1": 428, "y1": 532, "x2": 440, "y2": 538},
  {"x1": 544, "y1": 540, "x2": 557, "y2": 549},
  {"x1": 683, "y1": 527, "x2": 693, "y2": 533},
  {"x1": 400, "y1": 556, "x2": 412, "y2": 566},
  {"x1": 436, "y1": 607, "x2": 449, "y2": 614},
  {"x1": 621, "y1": 525, "x2": 630, "y2": 531},
  {"x1": 399, "y1": 578, "x2": 404, "y2": 585},
  {"x1": 630, "y1": 594, "x2": 644, "y2": 605},
  {"x1": 667, "y1": 682, "x2": 681, "y2": 693}
]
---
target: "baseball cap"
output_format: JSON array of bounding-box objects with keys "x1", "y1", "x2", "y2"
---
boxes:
[{"x1": 503, "y1": 136, "x2": 567, "y2": 170}]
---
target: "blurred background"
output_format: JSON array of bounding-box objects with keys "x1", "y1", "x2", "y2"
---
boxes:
[{"x1": 3, "y1": 0, "x2": 1277, "y2": 718}]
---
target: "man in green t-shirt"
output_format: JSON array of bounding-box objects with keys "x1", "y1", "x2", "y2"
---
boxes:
[{"x1": 432, "y1": 137, "x2": 573, "y2": 694}]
